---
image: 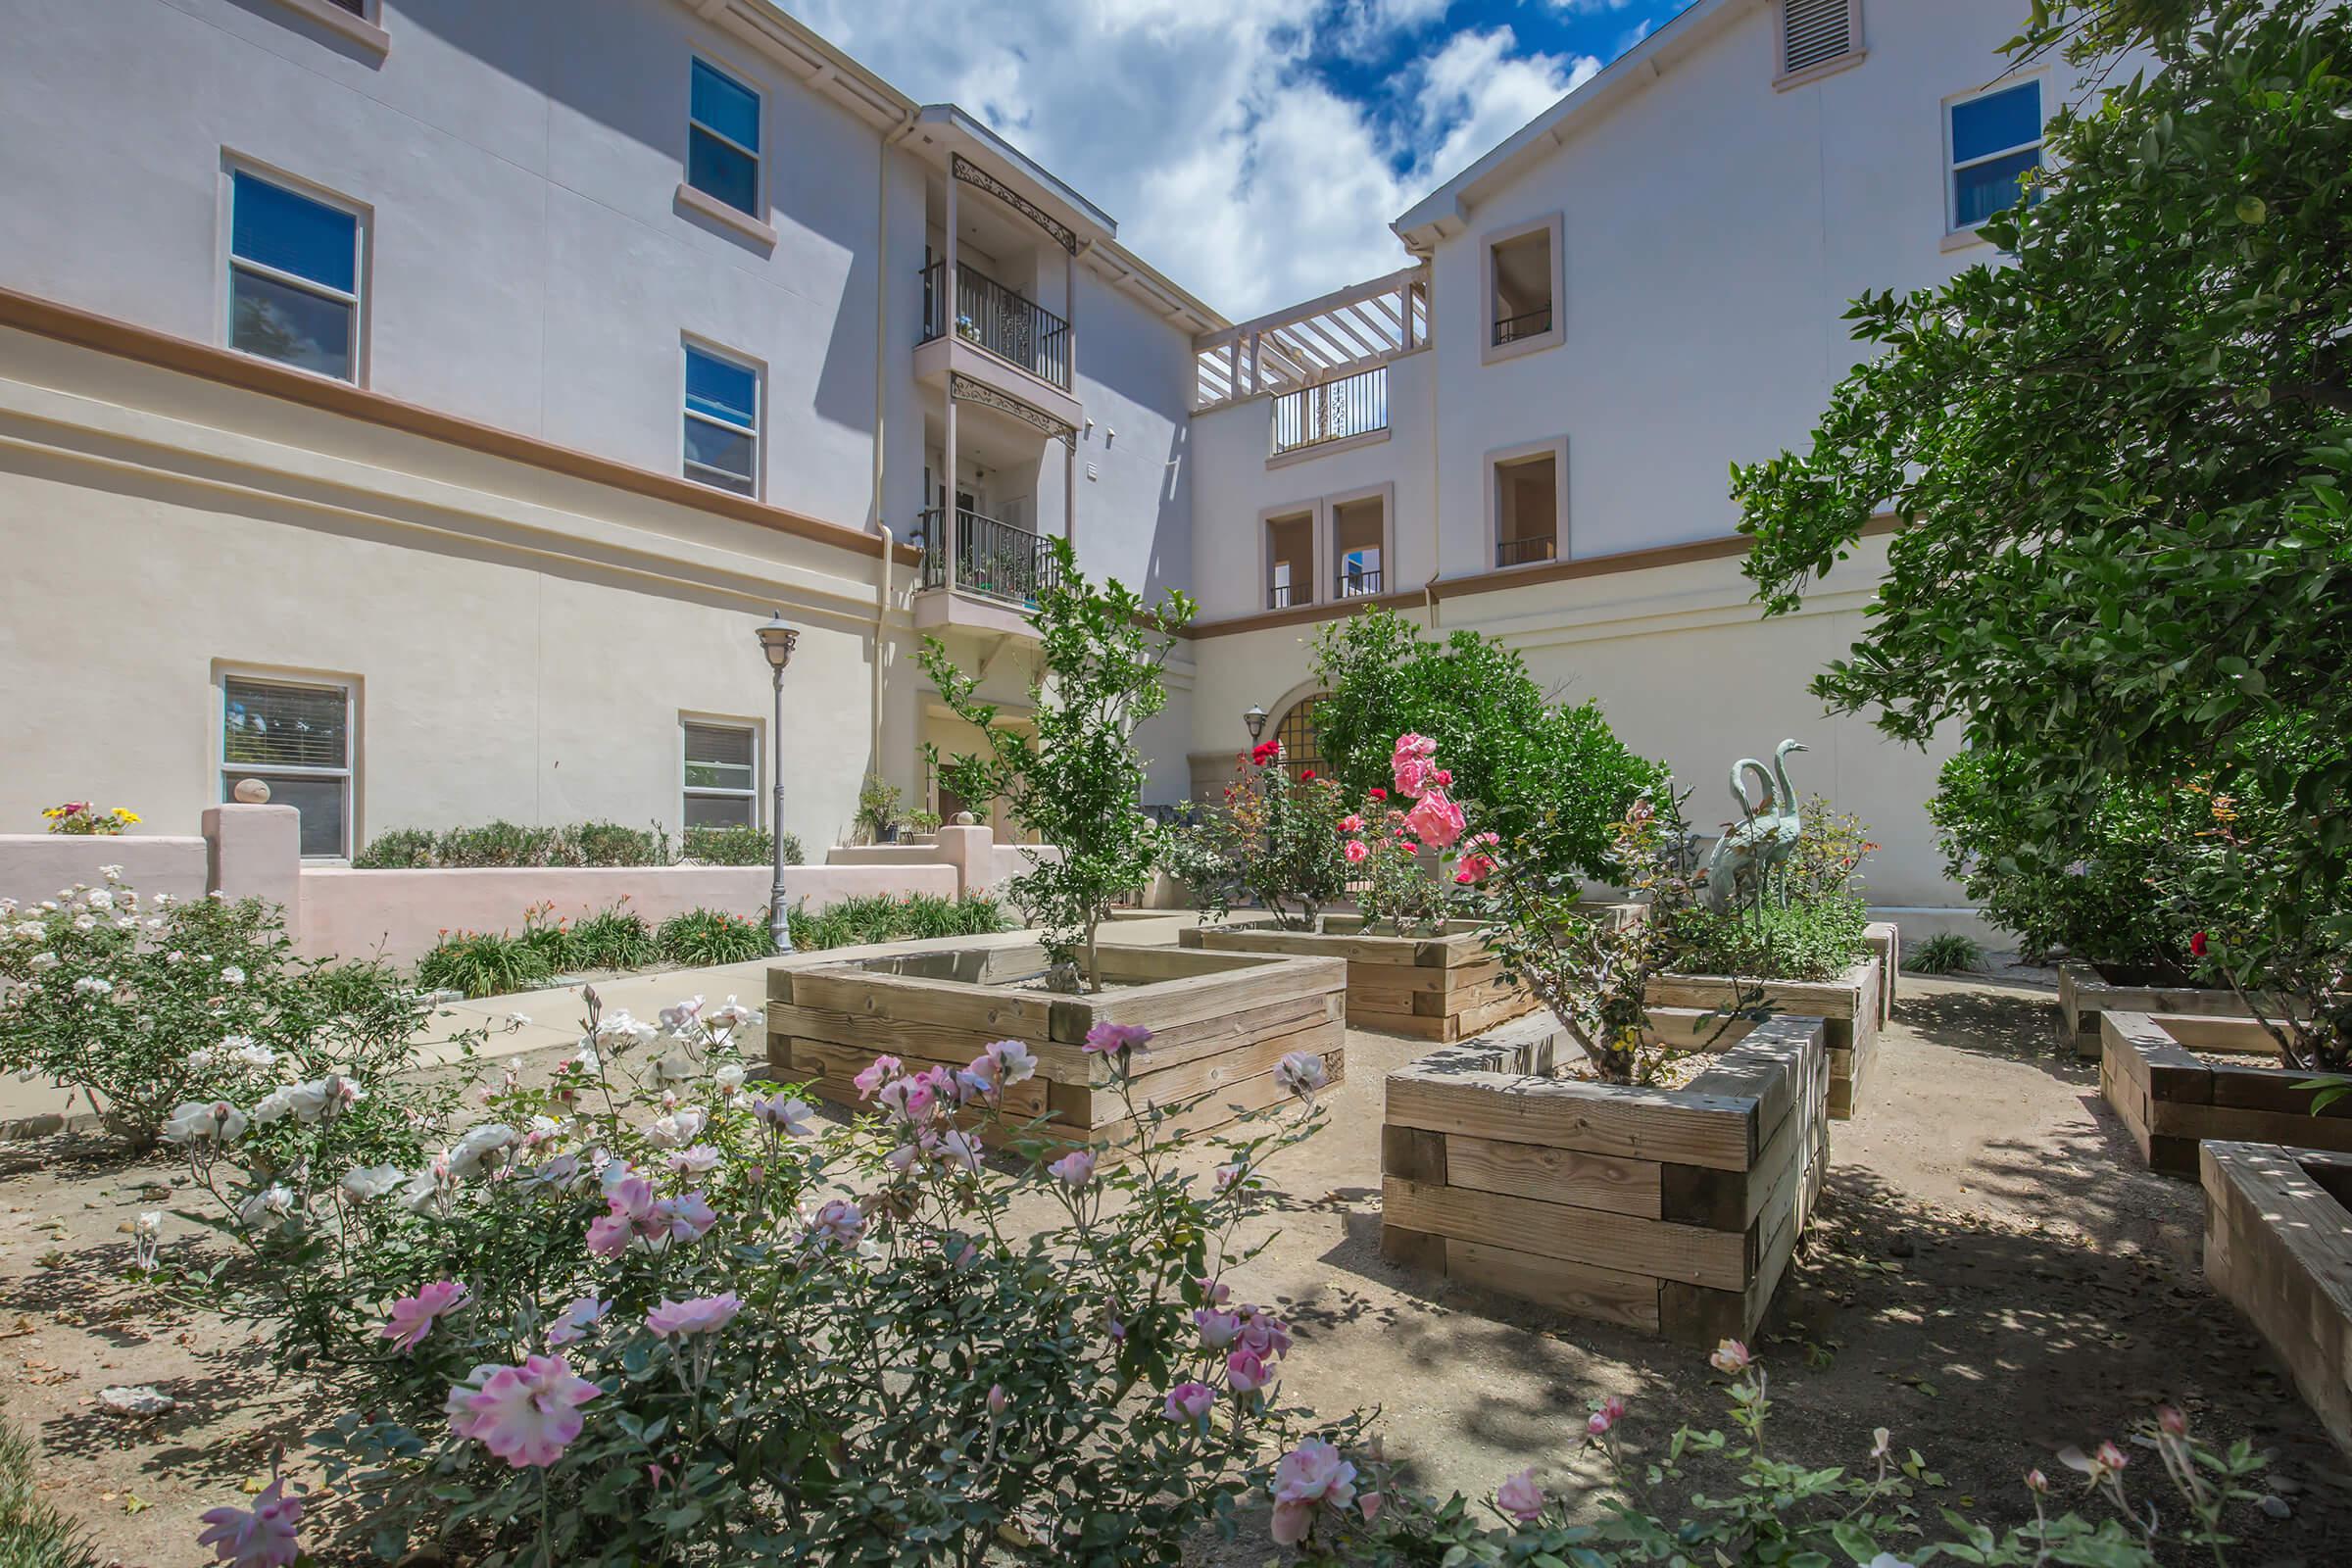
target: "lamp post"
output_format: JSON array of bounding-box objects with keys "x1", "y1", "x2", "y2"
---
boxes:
[
  {"x1": 1243, "y1": 704, "x2": 1268, "y2": 744},
  {"x1": 755, "y1": 611, "x2": 801, "y2": 955}
]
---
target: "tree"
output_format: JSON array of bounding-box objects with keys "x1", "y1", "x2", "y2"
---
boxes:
[
  {"x1": 919, "y1": 539, "x2": 1195, "y2": 991},
  {"x1": 1734, "y1": 0, "x2": 2352, "y2": 1065},
  {"x1": 1309, "y1": 609, "x2": 1663, "y2": 884}
]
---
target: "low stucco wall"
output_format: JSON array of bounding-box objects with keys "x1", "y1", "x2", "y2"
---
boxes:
[
  {"x1": 0, "y1": 832, "x2": 208, "y2": 907},
  {"x1": 298, "y1": 863, "x2": 959, "y2": 963}
]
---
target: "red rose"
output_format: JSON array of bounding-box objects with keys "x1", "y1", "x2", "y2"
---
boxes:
[
  {"x1": 2190, "y1": 931, "x2": 2208, "y2": 957},
  {"x1": 1368, "y1": 787, "x2": 1388, "y2": 801},
  {"x1": 1300, "y1": 769, "x2": 1315, "y2": 780}
]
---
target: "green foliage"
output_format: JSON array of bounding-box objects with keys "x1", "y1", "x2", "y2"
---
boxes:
[
  {"x1": 682, "y1": 823, "x2": 801, "y2": 866},
  {"x1": 920, "y1": 537, "x2": 1195, "y2": 987},
  {"x1": 856, "y1": 774, "x2": 904, "y2": 843},
  {"x1": 787, "y1": 893, "x2": 1005, "y2": 951},
  {"x1": 0, "y1": 877, "x2": 455, "y2": 1145},
  {"x1": 1310, "y1": 608, "x2": 1662, "y2": 881},
  {"x1": 1155, "y1": 807, "x2": 1238, "y2": 920},
  {"x1": 565, "y1": 903, "x2": 662, "y2": 969},
  {"x1": 1909, "y1": 931, "x2": 1986, "y2": 975},
  {"x1": 1188, "y1": 753, "x2": 1350, "y2": 929},
  {"x1": 1660, "y1": 898, "x2": 1870, "y2": 984},
  {"x1": 415, "y1": 929, "x2": 554, "y2": 1000},
  {"x1": 167, "y1": 982, "x2": 1336, "y2": 1564},
  {"x1": 354, "y1": 820, "x2": 672, "y2": 869},
  {"x1": 656, "y1": 906, "x2": 773, "y2": 966},
  {"x1": 0, "y1": 1406, "x2": 93, "y2": 1568},
  {"x1": 1736, "y1": 1, "x2": 2352, "y2": 1050}
]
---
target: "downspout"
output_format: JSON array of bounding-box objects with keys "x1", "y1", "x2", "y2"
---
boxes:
[
  {"x1": 871, "y1": 114, "x2": 919, "y2": 768},
  {"x1": 1423, "y1": 270, "x2": 1443, "y2": 630}
]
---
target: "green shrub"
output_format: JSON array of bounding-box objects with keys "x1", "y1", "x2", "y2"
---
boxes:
[
  {"x1": 1908, "y1": 931, "x2": 1984, "y2": 975},
  {"x1": 566, "y1": 903, "x2": 662, "y2": 968},
  {"x1": 564, "y1": 820, "x2": 667, "y2": 867},
  {"x1": 434, "y1": 819, "x2": 557, "y2": 867},
  {"x1": 657, "y1": 907, "x2": 774, "y2": 966},
  {"x1": 788, "y1": 893, "x2": 1005, "y2": 952},
  {"x1": 414, "y1": 930, "x2": 554, "y2": 1000},
  {"x1": 353, "y1": 820, "x2": 672, "y2": 869},
  {"x1": 1661, "y1": 897, "x2": 1871, "y2": 983},
  {"x1": 0, "y1": 1406, "x2": 94, "y2": 1568},
  {"x1": 683, "y1": 824, "x2": 804, "y2": 866},
  {"x1": 1310, "y1": 607, "x2": 1663, "y2": 882},
  {"x1": 350, "y1": 826, "x2": 438, "y2": 868}
]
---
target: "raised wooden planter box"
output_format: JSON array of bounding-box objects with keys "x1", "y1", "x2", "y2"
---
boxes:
[
  {"x1": 2057, "y1": 960, "x2": 2281, "y2": 1061},
  {"x1": 1642, "y1": 923, "x2": 1894, "y2": 1122},
  {"x1": 2099, "y1": 1009, "x2": 2352, "y2": 1178},
  {"x1": 2202, "y1": 1141, "x2": 2352, "y2": 1456},
  {"x1": 1380, "y1": 1009, "x2": 1830, "y2": 1345},
  {"x1": 1180, "y1": 918, "x2": 1527, "y2": 1042},
  {"x1": 765, "y1": 938, "x2": 1347, "y2": 1148}
]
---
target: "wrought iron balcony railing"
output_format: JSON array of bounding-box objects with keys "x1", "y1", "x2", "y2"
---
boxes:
[
  {"x1": 920, "y1": 261, "x2": 1071, "y2": 391},
  {"x1": 1493, "y1": 304, "x2": 1552, "y2": 347},
  {"x1": 1496, "y1": 535, "x2": 1557, "y2": 567},
  {"x1": 912, "y1": 507, "x2": 1060, "y2": 608},
  {"x1": 1268, "y1": 581, "x2": 1301, "y2": 610},
  {"x1": 1336, "y1": 567, "x2": 1384, "y2": 598},
  {"x1": 1270, "y1": 365, "x2": 1387, "y2": 457}
]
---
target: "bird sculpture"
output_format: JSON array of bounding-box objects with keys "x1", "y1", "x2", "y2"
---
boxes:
[{"x1": 1701, "y1": 738, "x2": 1809, "y2": 917}]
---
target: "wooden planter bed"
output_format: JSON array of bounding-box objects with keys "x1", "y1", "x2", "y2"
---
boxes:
[
  {"x1": 1380, "y1": 1010, "x2": 1830, "y2": 1345},
  {"x1": 2098, "y1": 1009, "x2": 2352, "y2": 1178},
  {"x1": 1642, "y1": 923, "x2": 1896, "y2": 1122},
  {"x1": 2201, "y1": 1141, "x2": 2352, "y2": 1456},
  {"x1": 1179, "y1": 906, "x2": 1645, "y2": 1044},
  {"x1": 2058, "y1": 960, "x2": 2284, "y2": 1061},
  {"x1": 764, "y1": 938, "x2": 1347, "y2": 1149}
]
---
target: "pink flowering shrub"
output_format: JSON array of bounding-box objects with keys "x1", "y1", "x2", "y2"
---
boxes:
[
  {"x1": 1277, "y1": 1345, "x2": 2271, "y2": 1566},
  {"x1": 167, "y1": 983, "x2": 1341, "y2": 1564},
  {"x1": 1188, "y1": 744, "x2": 1352, "y2": 928}
]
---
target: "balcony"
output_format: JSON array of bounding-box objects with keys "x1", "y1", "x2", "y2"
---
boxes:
[
  {"x1": 921, "y1": 261, "x2": 1070, "y2": 391},
  {"x1": 1496, "y1": 535, "x2": 1557, "y2": 568},
  {"x1": 1336, "y1": 566, "x2": 1384, "y2": 598},
  {"x1": 1494, "y1": 304, "x2": 1553, "y2": 348},
  {"x1": 1270, "y1": 366, "x2": 1388, "y2": 459},
  {"x1": 913, "y1": 506, "x2": 1060, "y2": 610}
]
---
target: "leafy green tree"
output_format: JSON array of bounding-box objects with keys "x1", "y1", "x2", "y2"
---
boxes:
[
  {"x1": 1309, "y1": 609, "x2": 1662, "y2": 883},
  {"x1": 920, "y1": 539, "x2": 1195, "y2": 990},
  {"x1": 1734, "y1": 0, "x2": 2352, "y2": 1065}
]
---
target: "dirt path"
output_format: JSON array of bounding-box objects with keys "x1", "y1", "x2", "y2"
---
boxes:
[{"x1": 1, "y1": 973, "x2": 2344, "y2": 1564}]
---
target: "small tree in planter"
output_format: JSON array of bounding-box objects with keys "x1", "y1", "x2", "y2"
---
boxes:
[{"x1": 919, "y1": 538, "x2": 1195, "y2": 991}]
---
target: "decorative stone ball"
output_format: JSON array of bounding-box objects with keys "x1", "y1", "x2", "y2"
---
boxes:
[
  {"x1": 954, "y1": 811, "x2": 977, "y2": 826},
  {"x1": 232, "y1": 778, "x2": 271, "y2": 805}
]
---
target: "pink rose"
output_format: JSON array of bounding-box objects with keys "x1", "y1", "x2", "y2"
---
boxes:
[
  {"x1": 379, "y1": 1279, "x2": 469, "y2": 1353},
  {"x1": 1269, "y1": 1440, "x2": 1358, "y2": 1546},
  {"x1": 1403, "y1": 788, "x2": 1465, "y2": 849},
  {"x1": 1237, "y1": 1308, "x2": 1292, "y2": 1360},
  {"x1": 1454, "y1": 852, "x2": 1497, "y2": 886},
  {"x1": 807, "y1": 1198, "x2": 865, "y2": 1249},
  {"x1": 1164, "y1": 1381, "x2": 1215, "y2": 1421},
  {"x1": 196, "y1": 1475, "x2": 302, "y2": 1567},
  {"x1": 1194, "y1": 1308, "x2": 1243, "y2": 1348},
  {"x1": 1345, "y1": 839, "x2": 1370, "y2": 864},
  {"x1": 1708, "y1": 1338, "x2": 1752, "y2": 1376},
  {"x1": 1338, "y1": 813, "x2": 1364, "y2": 833},
  {"x1": 1496, "y1": 1467, "x2": 1544, "y2": 1523},
  {"x1": 1048, "y1": 1149, "x2": 1098, "y2": 1188},
  {"x1": 546, "y1": 1296, "x2": 611, "y2": 1348},
  {"x1": 853, "y1": 1054, "x2": 904, "y2": 1099},
  {"x1": 646, "y1": 1292, "x2": 743, "y2": 1339},
  {"x1": 1226, "y1": 1348, "x2": 1272, "y2": 1394},
  {"x1": 448, "y1": 1354, "x2": 601, "y2": 1469},
  {"x1": 1083, "y1": 1020, "x2": 1152, "y2": 1055}
]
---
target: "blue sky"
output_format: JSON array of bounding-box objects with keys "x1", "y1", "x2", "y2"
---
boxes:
[{"x1": 782, "y1": 0, "x2": 1694, "y2": 318}]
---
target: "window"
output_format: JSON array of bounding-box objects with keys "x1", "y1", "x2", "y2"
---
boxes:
[
  {"x1": 1480, "y1": 215, "x2": 1563, "y2": 363},
  {"x1": 682, "y1": 720, "x2": 759, "y2": 829},
  {"x1": 688, "y1": 59, "x2": 761, "y2": 219},
  {"x1": 683, "y1": 343, "x2": 760, "y2": 497},
  {"x1": 228, "y1": 169, "x2": 363, "y2": 382},
  {"x1": 220, "y1": 674, "x2": 352, "y2": 858},
  {"x1": 1491, "y1": 442, "x2": 1566, "y2": 567},
  {"x1": 1779, "y1": 0, "x2": 1861, "y2": 82},
  {"x1": 1265, "y1": 509, "x2": 1315, "y2": 610},
  {"x1": 1272, "y1": 696, "x2": 1324, "y2": 783},
  {"x1": 325, "y1": 0, "x2": 364, "y2": 13},
  {"x1": 1949, "y1": 79, "x2": 2044, "y2": 230},
  {"x1": 1331, "y1": 493, "x2": 1386, "y2": 597}
]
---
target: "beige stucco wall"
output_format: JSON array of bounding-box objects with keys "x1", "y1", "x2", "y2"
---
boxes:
[{"x1": 0, "y1": 328, "x2": 925, "y2": 861}]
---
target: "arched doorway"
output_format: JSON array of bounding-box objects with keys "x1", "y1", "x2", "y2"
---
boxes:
[{"x1": 1271, "y1": 693, "x2": 1325, "y2": 782}]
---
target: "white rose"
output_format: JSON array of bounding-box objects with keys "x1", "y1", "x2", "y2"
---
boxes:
[
  {"x1": 163, "y1": 1100, "x2": 248, "y2": 1144},
  {"x1": 249, "y1": 1086, "x2": 298, "y2": 1125},
  {"x1": 184, "y1": 1049, "x2": 218, "y2": 1073},
  {"x1": 340, "y1": 1163, "x2": 405, "y2": 1201},
  {"x1": 72, "y1": 976, "x2": 112, "y2": 996},
  {"x1": 236, "y1": 1185, "x2": 296, "y2": 1227},
  {"x1": 72, "y1": 916, "x2": 97, "y2": 933},
  {"x1": 712, "y1": 1062, "x2": 748, "y2": 1094},
  {"x1": 447, "y1": 1122, "x2": 519, "y2": 1179},
  {"x1": 219, "y1": 966, "x2": 246, "y2": 986},
  {"x1": 26, "y1": 952, "x2": 58, "y2": 971}
]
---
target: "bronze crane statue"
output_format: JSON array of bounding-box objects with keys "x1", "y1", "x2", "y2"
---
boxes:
[{"x1": 1701, "y1": 739, "x2": 1809, "y2": 917}]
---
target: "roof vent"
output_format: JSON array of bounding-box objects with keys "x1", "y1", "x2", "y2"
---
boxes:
[{"x1": 1783, "y1": 0, "x2": 1854, "y2": 76}]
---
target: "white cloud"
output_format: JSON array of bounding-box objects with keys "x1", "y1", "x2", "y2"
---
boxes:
[{"x1": 778, "y1": 1, "x2": 1597, "y2": 319}]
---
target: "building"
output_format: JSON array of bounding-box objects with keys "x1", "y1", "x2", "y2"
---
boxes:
[{"x1": 0, "y1": 0, "x2": 2075, "y2": 930}]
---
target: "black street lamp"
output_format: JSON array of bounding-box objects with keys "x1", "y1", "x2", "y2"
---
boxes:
[{"x1": 755, "y1": 611, "x2": 801, "y2": 955}]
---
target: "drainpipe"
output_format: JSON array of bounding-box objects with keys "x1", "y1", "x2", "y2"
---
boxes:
[{"x1": 872, "y1": 114, "x2": 918, "y2": 770}]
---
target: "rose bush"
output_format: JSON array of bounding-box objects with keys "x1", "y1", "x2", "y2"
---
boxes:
[
  {"x1": 1186, "y1": 744, "x2": 1351, "y2": 929},
  {"x1": 0, "y1": 873, "x2": 469, "y2": 1148},
  {"x1": 167, "y1": 984, "x2": 1340, "y2": 1564}
]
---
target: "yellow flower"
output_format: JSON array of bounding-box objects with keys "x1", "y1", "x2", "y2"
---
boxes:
[{"x1": 114, "y1": 809, "x2": 140, "y2": 824}]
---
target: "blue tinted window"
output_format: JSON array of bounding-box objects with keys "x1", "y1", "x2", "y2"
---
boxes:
[
  {"x1": 686, "y1": 349, "x2": 758, "y2": 429},
  {"x1": 231, "y1": 172, "x2": 357, "y2": 294},
  {"x1": 1951, "y1": 80, "x2": 2041, "y2": 165},
  {"x1": 691, "y1": 61, "x2": 760, "y2": 150},
  {"x1": 688, "y1": 133, "x2": 758, "y2": 215},
  {"x1": 1953, "y1": 147, "x2": 2043, "y2": 227}
]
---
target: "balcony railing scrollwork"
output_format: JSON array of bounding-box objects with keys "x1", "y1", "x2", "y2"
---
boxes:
[
  {"x1": 920, "y1": 261, "x2": 1071, "y2": 391},
  {"x1": 1270, "y1": 366, "x2": 1387, "y2": 458},
  {"x1": 912, "y1": 507, "x2": 1061, "y2": 608}
]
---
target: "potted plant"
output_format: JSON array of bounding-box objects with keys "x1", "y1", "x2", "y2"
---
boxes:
[
  {"x1": 857, "y1": 775, "x2": 904, "y2": 845},
  {"x1": 905, "y1": 809, "x2": 942, "y2": 845}
]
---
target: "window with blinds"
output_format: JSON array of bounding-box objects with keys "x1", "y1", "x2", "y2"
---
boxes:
[
  {"x1": 683, "y1": 721, "x2": 759, "y2": 829},
  {"x1": 1781, "y1": 0, "x2": 1857, "y2": 78},
  {"x1": 220, "y1": 675, "x2": 352, "y2": 858}
]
